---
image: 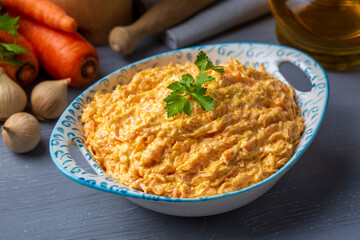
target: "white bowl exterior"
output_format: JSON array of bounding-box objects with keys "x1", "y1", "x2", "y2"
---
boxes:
[
  {"x1": 128, "y1": 170, "x2": 285, "y2": 217},
  {"x1": 50, "y1": 43, "x2": 328, "y2": 216}
]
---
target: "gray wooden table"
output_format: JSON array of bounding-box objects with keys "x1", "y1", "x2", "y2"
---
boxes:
[{"x1": 1, "y1": 15, "x2": 360, "y2": 240}]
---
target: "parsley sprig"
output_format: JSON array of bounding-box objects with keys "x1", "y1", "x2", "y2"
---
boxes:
[
  {"x1": 0, "y1": 7, "x2": 28, "y2": 66},
  {"x1": 164, "y1": 51, "x2": 225, "y2": 118}
]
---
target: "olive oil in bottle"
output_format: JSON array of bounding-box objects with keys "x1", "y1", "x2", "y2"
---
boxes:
[{"x1": 269, "y1": 0, "x2": 360, "y2": 71}]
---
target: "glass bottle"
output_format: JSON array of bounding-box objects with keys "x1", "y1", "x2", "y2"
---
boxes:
[{"x1": 269, "y1": 0, "x2": 360, "y2": 71}]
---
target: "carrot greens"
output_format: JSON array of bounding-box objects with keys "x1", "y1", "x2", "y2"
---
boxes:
[{"x1": 0, "y1": 8, "x2": 28, "y2": 65}]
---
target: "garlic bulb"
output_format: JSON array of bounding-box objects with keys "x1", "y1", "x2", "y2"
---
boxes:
[
  {"x1": 0, "y1": 68, "x2": 27, "y2": 121},
  {"x1": 31, "y1": 78, "x2": 70, "y2": 120},
  {"x1": 1, "y1": 112, "x2": 41, "y2": 153}
]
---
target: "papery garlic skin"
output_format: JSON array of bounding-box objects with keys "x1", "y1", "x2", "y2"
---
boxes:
[
  {"x1": 1, "y1": 112, "x2": 41, "y2": 153},
  {"x1": 31, "y1": 78, "x2": 70, "y2": 120},
  {"x1": 0, "y1": 68, "x2": 27, "y2": 121}
]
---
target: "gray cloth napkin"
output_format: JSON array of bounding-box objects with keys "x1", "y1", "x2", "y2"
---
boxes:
[{"x1": 163, "y1": 0, "x2": 270, "y2": 49}]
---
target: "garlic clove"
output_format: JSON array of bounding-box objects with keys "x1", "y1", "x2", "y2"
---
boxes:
[
  {"x1": 0, "y1": 68, "x2": 27, "y2": 121},
  {"x1": 31, "y1": 78, "x2": 71, "y2": 120},
  {"x1": 1, "y1": 112, "x2": 41, "y2": 153}
]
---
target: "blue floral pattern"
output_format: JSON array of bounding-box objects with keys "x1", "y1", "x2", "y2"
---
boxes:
[{"x1": 49, "y1": 43, "x2": 329, "y2": 202}]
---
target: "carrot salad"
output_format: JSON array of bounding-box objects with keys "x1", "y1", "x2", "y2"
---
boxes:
[{"x1": 82, "y1": 59, "x2": 305, "y2": 198}]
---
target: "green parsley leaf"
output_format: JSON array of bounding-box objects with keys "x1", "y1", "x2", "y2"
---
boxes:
[
  {"x1": 194, "y1": 51, "x2": 225, "y2": 74},
  {"x1": 193, "y1": 85, "x2": 207, "y2": 95},
  {"x1": 167, "y1": 81, "x2": 187, "y2": 94},
  {"x1": 179, "y1": 73, "x2": 193, "y2": 89},
  {"x1": 194, "y1": 51, "x2": 209, "y2": 72},
  {"x1": 191, "y1": 92, "x2": 215, "y2": 111},
  {"x1": 164, "y1": 51, "x2": 225, "y2": 117},
  {"x1": 210, "y1": 64, "x2": 225, "y2": 74},
  {"x1": 194, "y1": 72, "x2": 215, "y2": 85},
  {"x1": 164, "y1": 92, "x2": 193, "y2": 118}
]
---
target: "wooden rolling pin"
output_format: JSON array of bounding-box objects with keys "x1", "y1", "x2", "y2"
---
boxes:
[{"x1": 109, "y1": 0, "x2": 216, "y2": 54}]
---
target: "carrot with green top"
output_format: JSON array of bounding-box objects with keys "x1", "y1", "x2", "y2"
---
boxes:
[
  {"x1": 0, "y1": 8, "x2": 39, "y2": 86},
  {"x1": 16, "y1": 14, "x2": 99, "y2": 87},
  {"x1": 0, "y1": 30, "x2": 39, "y2": 86},
  {"x1": 2, "y1": 0, "x2": 77, "y2": 33}
]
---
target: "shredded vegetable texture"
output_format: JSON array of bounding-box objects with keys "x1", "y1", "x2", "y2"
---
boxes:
[
  {"x1": 0, "y1": 7, "x2": 28, "y2": 65},
  {"x1": 82, "y1": 59, "x2": 305, "y2": 198},
  {"x1": 164, "y1": 51, "x2": 224, "y2": 118}
]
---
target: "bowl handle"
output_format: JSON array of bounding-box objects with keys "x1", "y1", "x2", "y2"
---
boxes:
[
  {"x1": 49, "y1": 126, "x2": 121, "y2": 192},
  {"x1": 270, "y1": 54, "x2": 327, "y2": 96},
  {"x1": 266, "y1": 49, "x2": 328, "y2": 153}
]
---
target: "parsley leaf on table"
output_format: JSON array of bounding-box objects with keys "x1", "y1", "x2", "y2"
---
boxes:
[
  {"x1": 164, "y1": 51, "x2": 225, "y2": 118},
  {"x1": 0, "y1": 9, "x2": 28, "y2": 66}
]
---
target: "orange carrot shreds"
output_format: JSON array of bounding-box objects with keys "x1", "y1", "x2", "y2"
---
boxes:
[
  {"x1": 17, "y1": 15, "x2": 99, "y2": 87},
  {"x1": 0, "y1": 30, "x2": 39, "y2": 86},
  {"x1": 2, "y1": 0, "x2": 77, "y2": 33}
]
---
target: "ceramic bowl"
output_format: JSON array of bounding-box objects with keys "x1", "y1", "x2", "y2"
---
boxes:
[{"x1": 49, "y1": 43, "x2": 329, "y2": 217}]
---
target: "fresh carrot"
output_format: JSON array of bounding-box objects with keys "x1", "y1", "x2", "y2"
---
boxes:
[
  {"x1": 2, "y1": 0, "x2": 77, "y2": 33},
  {"x1": 16, "y1": 15, "x2": 99, "y2": 87},
  {"x1": 0, "y1": 30, "x2": 39, "y2": 86}
]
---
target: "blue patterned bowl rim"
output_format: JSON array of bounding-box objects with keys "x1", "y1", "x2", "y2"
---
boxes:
[{"x1": 49, "y1": 43, "x2": 329, "y2": 202}]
